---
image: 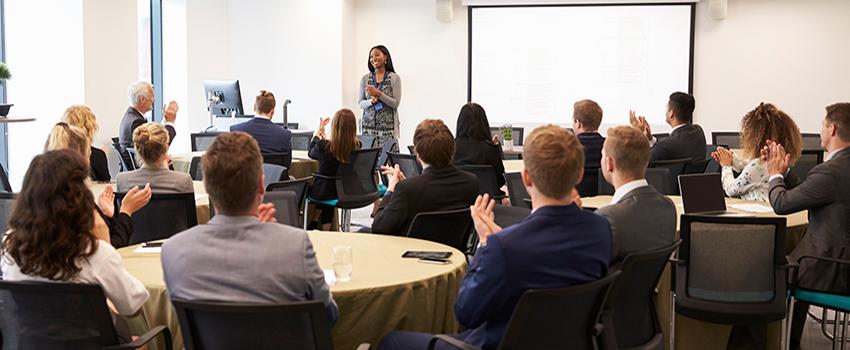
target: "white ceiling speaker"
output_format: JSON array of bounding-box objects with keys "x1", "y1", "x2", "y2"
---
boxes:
[
  {"x1": 437, "y1": 0, "x2": 454, "y2": 23},
  {"x1": 709, "y1": 0, "x2": 727, "y2": 20}
]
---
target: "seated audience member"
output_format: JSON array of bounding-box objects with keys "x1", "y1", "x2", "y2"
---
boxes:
[
  {"x1": 573, "y1": 99, "x2": 606, "y2": 169},
  {"x1": 595, "y1": 126, "x2": 676, "y2": 267},
  {"x1": 45, "y1": 123, "x2": 151, "y2": 248},
  {"x1": 230, "y1": 90, "x2": 293, "y2": 168},
  {"x1": 764, "y1": 103, "x2": 850, "y2": 349},
  {"x1": 1, "y1": 150, "x2": 149, "y2": 339},
  {"x1": 630, "y1": 91, "x2": 706, "y2": 162},
  {"x1": 307, "y1": 109, "x2": 361, "y2": 230},
  {"x1": 162, "y1": 132, "x2": 338, "y2": 324},
  {"x1": 116, "y1": 123, "x2": 193, "y2": 193},
  {"x1": 62, "y1": 104, "x2": 110, "y2": 181},
  {"x1": 379, "y1": 125, "x2": 612, "y2": 350},
  {"x1": 453, "y1": 102, "x2": 506, "y2": 199},
  {"x1": 711, "y1": 103, "x2": 802, "y2": 202},
  {"x1": 372, "y1": 119, "x2": 478, "y2": 235},
  {"x1": 119, "y1": 81, "x2": 177, "y2": 149}
]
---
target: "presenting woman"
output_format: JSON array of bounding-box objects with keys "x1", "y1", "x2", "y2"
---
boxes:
[{"x1": 358, "y1": 45, "x2": 401, "y2": 152}]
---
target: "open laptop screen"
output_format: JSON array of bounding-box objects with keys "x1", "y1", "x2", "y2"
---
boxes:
[{"x1": 679, "y1": 173, "x2": 727, "y2": 214}]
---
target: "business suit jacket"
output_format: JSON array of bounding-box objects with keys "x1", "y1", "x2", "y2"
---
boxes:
[
  {"x1": 116, "y1": 165, "x2": 194, "y2": 193},
  {"x1": 455, "y1": 205, "x2": 612, "y2": 350},
  {"x1": 118, "y1": 107, "x2": 176, "y2": 148},
  {"x1": 230, "y1": 117, "x2": 293, "y2": 168},
  {"x1": 372, "y1": 165, "x2": 478, "y2": 235},
  {"x1": 95, "y1": 206, "x2": 133, "y2": 249},
  {"x1": 577, "y1": 132, "x2": 605, "y2": 169},
  {"x1": 90, "y1": 146, "x2": 111, "y2": 182},
  {"x1": 650, "y1": 124, "x2": 706, "y2": 163},
  {"x1": 595, "y1": 185, "x2": 677, "y2": 268},
  {"x1": 162, "y1": 215, "x2": 338, "y2": 324},
  {"x1": 454, "y1": 137, "x2": 506, "y2": 189},
  {"x1": 769, "y1": 148, "x2": 850, "y2": 291}
]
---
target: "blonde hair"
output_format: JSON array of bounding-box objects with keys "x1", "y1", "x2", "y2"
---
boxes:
[
  {"x1": 132, "y1": 123, "x2": 170, "y2": 164},
  {"x1": 523, "y1": 125, "x2": 584, "y2": 199},
  {"x1": 45, "y1": 122, "x2": 91, "y2": 160},
  {"x1": 604, "y1": 126, "x2": 651, "y2": 179},
  {"x1": 62, "y1": 105, "x2": 98, "y2": 141}
]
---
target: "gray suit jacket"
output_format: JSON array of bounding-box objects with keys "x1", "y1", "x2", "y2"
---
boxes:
[
  {"x1": 115, "y1": 165, "x2": 194, "y2": 193},
  {"x1": 161, "y1": 215, "x2": 338, "y2": 324},
  {"x1": 595, "y1": 185, "x2": 677, "y2": 267},
  {"x1": 118, "y1": 107, "x2": 176, "y2": 148},
  {"x1": 769, "y1": 148, "x2": 850, "y2": 291}
]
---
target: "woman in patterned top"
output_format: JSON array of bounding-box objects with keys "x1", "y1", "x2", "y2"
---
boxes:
[
  {"x1": 711, "y1": 103, "x2": 802, "y2": 202},
  {"x1": 358, "y1": 45, "x2": 401, "y2": 152}
]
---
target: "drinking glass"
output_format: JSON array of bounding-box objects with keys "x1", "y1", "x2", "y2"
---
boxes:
[{"x1": 333, "y1": 246, "x2": 353, "y2": 282}]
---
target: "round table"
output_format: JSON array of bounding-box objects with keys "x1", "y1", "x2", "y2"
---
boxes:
[
  {"x1": 90, "y1": 181, "x2": 212, "y2": 224},
  {"x1": 171, "y1": 150, "x2": 318, "y2": 180},
  {"x1": 118, "y1": 231, "x2": 468, "y2": 350}
]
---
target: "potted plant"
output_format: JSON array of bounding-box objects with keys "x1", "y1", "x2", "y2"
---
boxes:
[{"x1": 0, "y1": 62, "x2": 11, "y2": 117}]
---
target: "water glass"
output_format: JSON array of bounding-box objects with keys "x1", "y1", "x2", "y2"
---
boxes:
[{"x1": 333, "y1": 246, "x2": 353, "y2": 282}]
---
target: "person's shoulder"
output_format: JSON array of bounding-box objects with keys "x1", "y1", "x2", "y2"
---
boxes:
[
  {"x1": 91, "y1": 146, "x2": 107, "y2": 157},
  {"x1": 162, "y1": 226, "x2": 205, "y2": 255},
  {"x1": 229, "y1": 120, "x2": 249, "y2": 131},
  {"x1": 88, "y1": 240, "x2": 121, "y2": 264}
]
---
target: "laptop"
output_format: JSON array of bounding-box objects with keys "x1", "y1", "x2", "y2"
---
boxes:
[{"x1": 678, "y1": 173, "x2": 743, "y2": 215}]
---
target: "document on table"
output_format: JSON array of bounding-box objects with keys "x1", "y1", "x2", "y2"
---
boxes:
[
  {"x1": 133, "y1": 246, "x2": 162, "y2": 254},
  {"x1": 323, "y1": 269, "x2": 336, "y2": 286},
  {"x1": 729, "y1": 204, "x2": 775, "y2": 213}
]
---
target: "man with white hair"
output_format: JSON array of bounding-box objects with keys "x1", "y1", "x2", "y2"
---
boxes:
[{"x1": 118, "y1": 81, "x2": 178, "y2": 149}]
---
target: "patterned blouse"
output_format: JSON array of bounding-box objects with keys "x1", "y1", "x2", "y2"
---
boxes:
[
  {"x1": 358, "y1": 71, "x2": 401, "y2": 152},
  {"x1": 721, "y1": 154, "x2": 769, "y2": 202}
]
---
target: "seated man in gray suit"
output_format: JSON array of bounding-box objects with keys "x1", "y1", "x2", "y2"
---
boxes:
[
  {"x1": 764, "y1": 103, "x2": 850, "y2": 350},
  {"x1": 118, "y1": 81, "x2": 178, "y2": 149},
  {"x1": 161, "y1": 132, "x2": 338, "y2": 324},
  {"x1": 595, "y1": 126, "x2": 677, "y2": 267}
]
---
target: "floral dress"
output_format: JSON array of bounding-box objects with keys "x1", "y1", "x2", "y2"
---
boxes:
[{"x1": 359, "y1": 71, "x2": 401, "y2": 152}]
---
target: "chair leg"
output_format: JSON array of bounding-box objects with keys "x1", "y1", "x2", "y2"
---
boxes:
[
  {"x1": 670, "y1": 292, "x2": 676, "y2": 350},
  {"x1": 842, "y1": 312, "x2": 848, "y2": 350},
  {"x1": 786, "y1": 297, "x2": 795, "y2": 350},
  {"x1": 341, "y1": 209, "x2": 351, "y2": 232}
]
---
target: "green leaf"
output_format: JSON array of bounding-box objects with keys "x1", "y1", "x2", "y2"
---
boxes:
[{"x1": 0, "y1": 63, "x2": 11, "y2": 80}]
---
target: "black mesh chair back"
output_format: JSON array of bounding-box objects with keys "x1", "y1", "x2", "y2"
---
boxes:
[
  {"x1": 598, "y1": 168, "x2": 671, "y2": 196},
  {"x1": 406, "y1": 208, "x2": 474, "y2": 253},
  {"x1": 652, "y1": 133, "x2": 670, "y2": 141},
  {"x1": 492, "y1": 205, "x2": 531, "y2": 229},
  {"x1": 457, "y1": 164, "x2": 504, "y2": 199},
  {"x1": 263, "y1": 163, "x2": 289, "y2": 189},
  {"x1": 801, "y1": 132, "x2": 822, "y2": 150},
  {"x1": 190, "y1": 132, "x2": 224, "y2": 152},
  {"x1": 597, "y1": 168, "x2": 615, "y2": 196},
  {"x1": 262, "y1": 191, "x2": 301, "y2": 228},
  {"x1": 126, "y1": 147, "x2": 140, "y2": 169},
  {"x1": 335, "y1": 148, "x2": 381, "y2": 209},
  {"x1": 0, "y1": 193, "x2": 16, "y2": 253},
  {"x1": 498, "y1": 272, "x2": 620, "y2": 350},
  {"x1": 675, "y1": 215, "x2": 787, "y2": 324},
  {"x1": 111, "y1": 143, "x2": 137, "y2": 171},
  {"x1": 577, "y1": 168, "x2": 599, "y2": 197},
  {"x1": 711, "y1": 132, "x2": 741, "y2": 148},
  {"x1": 263, "y1": 151, "x2": 293, "y2": 170},
  {"x1": 0, "y1": 164, "x2": 11, "y2": 192},
  {"x1": 292, "y1": 131, "x2": 314, "y2": 151},
  {"x1": 267, "y1": 177, "x2": 312, "y2": 226},
  {"x1": 274, "y1": 122, "x2": 299, "y2": 130},
  {"x1": 504, "y1": 172, "x2": 531, "y2": 208},
  {"x1": 189, "y1": 156, "x2": 203, "y2": 181},
  {"x1": 407, "y1": 145, "x2": 415, "y2": 155},
  {"x1": 117, "y1": 192, "x2": 198, "y2": 245},
  {"x1": 683, "y1": 158, "x2": 710, "y2": 174},
  {"x1": 172, "y1": 299, "x2": 332, "y2": 350},
  {"x1": 604, "y1": 241, "x2": 681, "y2": 349},
  {"x1": 0, "y1": 280, "x2": 171, "y2": 350},
  {"x1": 377, "y1": 138, "x2": 397, "y2": 168},
  {"x1": 387, "y1": 152, "x2": 422, "y2": 177},
  {"x1": 649, "y1": 158, "x2": 690, "y2": 195},
  {"x1": 490, "y1": 126, "x2": 525, "y2": 146},
  {"x1": 357, "y1": 134, "x2": 376, "y2": 149},
  {"x1": 790, "y1": 149, "x2": 823, "y2": 182}
]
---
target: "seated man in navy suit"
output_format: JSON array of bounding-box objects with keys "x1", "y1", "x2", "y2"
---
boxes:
[
  {"x1": 230, "y1": 90, "x2": 292, "y2": 168},
  {"x1": 378, "y1": 125, "x2": 613, "y2": 350}
]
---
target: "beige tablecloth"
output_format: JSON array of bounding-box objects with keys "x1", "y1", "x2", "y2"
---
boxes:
[
  {"x1": 583, "y1": 195, "x2": 809, "y2": 350},
  {"x1": 118, "y1": 231, "x2": 467, "y2": 350},
  {"x1": 90, "y1": 181, "x2": 212, "y2": 224},
  {"x1": 171, "y1": 150, "x2": 318, "y2": 180}
]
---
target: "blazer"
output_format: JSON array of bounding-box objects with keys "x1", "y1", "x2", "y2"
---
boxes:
[
  {"x1": 90, "y1": 146, "x2": 111, "y2": 182},
  {"x1": 115, "y1": 165, "x2": 194, "y2": 194},
  {"x1": 372, "y1": 165, "x2": 479, "y2": 235},
  {"x1": 769, "y1": 148, "x2": 850, "y2": 291},
  {"x1": 577, "y1": 132, "x2": 606, "y2": 169},
  {"x1": 595, "y1": 185, "x2": 677, "y2": 268},
  {"x1": 454, "y1": 137, "x2": 506, "y2": 189},
  {"x1": 650, "y1": 124, "x2": 706, "y2": 163},
  {"x1": 162, "y1": 215, "x2": 338, "y2": 324},
  {"x1": 118, "y1": 107, "x2": 176, "y2": 148},
  {"x1": 230, "y1": 117, "x2": 293, "y2": 167},
  {"x1": 96, "y1": 206, "x2": 133, "y2": 249},
  {"x1": 455, "y1": 204, "x2": 612, "y2": 350},
  {"x1": 307, "y1": 137, "x2": 344, "y2": 201}
]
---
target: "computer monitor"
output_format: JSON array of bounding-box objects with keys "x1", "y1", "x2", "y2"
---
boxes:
[{"x1": 203, "y1": 80, "x2": 244, "y2": 117}]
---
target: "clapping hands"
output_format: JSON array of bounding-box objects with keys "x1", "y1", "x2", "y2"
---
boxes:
[
  {"x1": 380, "y1": 164, "x2": 406, "y2": 192},
  {"x1": 628, "y1": 110, "x2": 653, "y2": 141},
  {"x1": 315, "y1": 117, "x2": 331, "y2": 140},
  {"x1": 761, "y1": 140, "x2": 791, "y2": 176},
  {"x1": 711, "y1": 147, "x2": 734, "y2": 167},
  {"x1": 470, "y1": 194, "x2": 502, "y2": 246}
]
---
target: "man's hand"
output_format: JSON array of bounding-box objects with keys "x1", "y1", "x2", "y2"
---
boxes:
[
  {"x1": 629, "y1": 110, "x2": 652, "y2": 140},
  {"x1": 763, "y1": 140, "x2": 791, "y2": 176},
  {"x1": 712, "y1": 147, "x2": 734, "y2": 167},
  {"x1": 163, "y1": 101, "x2": 179, "y2": 122},
  {"x1": 98, "y1": 185, "x2": 116, "y2": 218},
  {"x1": 470, "y1": 194, "x2": 502, "y2": 245},
  {"x1": 257, "y1": 203, "x2": 277, "y2": 223},
  {"x1": 119, "y1": 184, "x2": 152, "y2": 216},
  {"x1": 381, "y1": 164, "x2": 406, "y2": 192}
]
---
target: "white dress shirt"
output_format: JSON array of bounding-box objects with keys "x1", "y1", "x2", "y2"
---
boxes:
[{"x1": 610, "y1": 179, "x2": 650, "y2": 205}]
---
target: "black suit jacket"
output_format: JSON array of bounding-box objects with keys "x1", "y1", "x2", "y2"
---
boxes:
[
  {"x1": 372, "y1": 165, "x2": 479, "y2": 235},
  {"x1": 118, "y1": 107, "x2": 176, "y2": 148},
  {"x1": 96, "y1": 206, "x2": 133, "y2": 249},
  {"x1": 650, "y1": 124, "x2": 706, "y2": 162},
  {"x1": 769, "y1": 148, "x2": 850, "y2": 291},
  {"x1": 90, "y1": 146, "x2": 111, "y2": 182},
  {"x1": 577, "y1": 132, "x2": 605, "y2": 169}
]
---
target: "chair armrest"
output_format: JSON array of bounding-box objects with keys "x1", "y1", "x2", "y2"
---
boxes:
[
  {"x1": 428, "y1": 335, "x2": 482, "y2": 350},
  {"x1": 313, "y1": 173, "x2": 339, "y2": 180},
  {"x1": 104, "y1": 325, "x2": 172, "y2": 350},
  {"x1": 355, "y1": 343, "x2": 371, "y2": 350}
]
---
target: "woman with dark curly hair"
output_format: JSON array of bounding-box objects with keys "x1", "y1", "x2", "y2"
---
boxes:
[{"x1": 1, "y1": 150, "x2": 149, "y2": 317}]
